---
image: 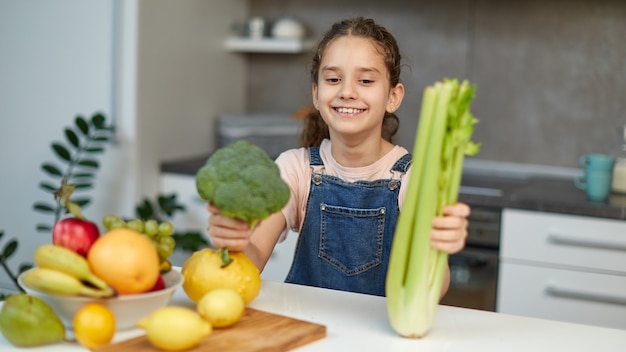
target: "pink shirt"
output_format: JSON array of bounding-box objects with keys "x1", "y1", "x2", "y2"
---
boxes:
[{"x1": 275, "y1": 139, "x2": 412, "y2": 242}]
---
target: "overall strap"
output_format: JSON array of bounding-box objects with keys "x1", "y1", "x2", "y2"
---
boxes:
[
  {"x1": 308, "y1": 147, "x2": 324, "y2": 166},
  {"x1": 391, "y1": 153, "x2": 412, "y2": 173}
]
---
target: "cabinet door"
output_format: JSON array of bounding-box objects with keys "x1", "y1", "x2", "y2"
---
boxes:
[
  {"x1": 497, "y1": 261, "x2": 626, "y2": 329},
  {"x1": 501, "y1": 209, "x2": 626, "y2": 272}
]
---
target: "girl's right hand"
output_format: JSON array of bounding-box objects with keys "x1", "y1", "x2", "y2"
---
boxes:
[{"x1": 207, "y1": 203, "x2": 253, "y2": 251}]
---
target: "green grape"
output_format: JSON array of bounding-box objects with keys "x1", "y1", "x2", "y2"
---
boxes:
[
  {"x1": 160, "y1": 236, "x2": 176, "y2": 250},
  {"x1": 102, "y1": 214, "x2": 121, "y2": 230},
  {"x1": 126, "y1": 219, "x2": 145, "y2": 233},
  {"x1": 109, "y1": 219, "x2": 126, "y2": 230},
  {"x1": 157, "y1": 242, "x2": 174, "y2": 260},
  {"x1": 144, "y1": 219, "x2": 158, "y2": 236},
  {"x1": 158, "y1": 221, "x2": 174, "y2": 237}
]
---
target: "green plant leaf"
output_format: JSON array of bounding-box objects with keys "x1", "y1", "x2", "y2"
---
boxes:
[
  {"x1": 41, "y1": 163, "x2": 63, "y2": 177},
  {"x1": 33, "y1": 202, "x2": 56, "y2": 213},
  {"x1": 52, "y1": 143, "x2": 72, "y2": 162},
  {"x1": 72, "y1": 198, "x2": 91, "y2": 207},
  {"x1": 39, "y1": 181, "x2": 59, "y2": 193},
  {"x1": 91, "y1": 136, "x2": 110, "y2": 142},
  {"x1": 85, "y1": 147, "x2": 105, "y2": 153},
  {"x1": 91, "y1": 113, "x2": 106, "y2": 128},
  {"x1": 18, "y1": 264, "x2": 33, "y2": 274},
  {"x1": 171, "y1": 231, "x2": 209, "y2": 252},
  {"x1": 36, "y1": 224, "x2": 52, "y2": 232},
  {"x1": 157, "y1": 194, "x2": 186, "y2": 217},
  {"x1": 2, "y1": 239, "x2": 18, "y2": 260},
  {"x1": 0, "y1": 230, "x2": 4, "y2": 240},
  {"x1": 72, "y1": 183, "x2": 93, "y2": 190},
  {"x1": 136, "y1": 199, "x2": 156, "y2": 221},
  {"x1": 64, "y1": 128, "x2": 80, "y2": 148},
  {"x1": 75, "y1": 115, "x2": 89, "y2": 135},
  {"x1": 76, "y1": 159, "x2": 99, "y2": 168},
  {"x1": 69, "y1": 172, "x2": 95, "y2": 180}
]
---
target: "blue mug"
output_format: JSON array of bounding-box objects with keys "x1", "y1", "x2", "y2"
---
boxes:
[
  {"x1": 575, "y1": 153, "x2": 615, "y2": 201},
  {"x1": 579, "y1": 153, "x2": 615, "y2": 172}
]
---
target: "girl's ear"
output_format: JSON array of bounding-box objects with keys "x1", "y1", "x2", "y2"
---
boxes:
[
  {"x1": 386, "y1": 83, "x2": 405, "y2": 113},
  {"x1": 312, "y1": 83, "x2": 319, "y2": 109}
]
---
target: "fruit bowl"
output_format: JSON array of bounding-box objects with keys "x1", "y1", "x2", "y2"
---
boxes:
[{"x1": 17, "y1": 268, "x2": 184, "y2": 331}]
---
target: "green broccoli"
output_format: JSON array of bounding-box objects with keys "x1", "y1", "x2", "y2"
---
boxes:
[{"x1": 195, "y1": 140, "x2": 290, "y2": 229}]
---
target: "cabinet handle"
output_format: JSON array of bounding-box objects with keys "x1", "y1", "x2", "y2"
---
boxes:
[
  {"x1": 547, "y1": 233, "x2": 626, "y2": 252},
  {"x1": 545, "y1": 286, "x2": 626, "y2": 306}
]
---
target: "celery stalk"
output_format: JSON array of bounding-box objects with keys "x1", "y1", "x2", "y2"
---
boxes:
[{"x1": 386, "y1": 78, "x2": 479, "y2": 338}]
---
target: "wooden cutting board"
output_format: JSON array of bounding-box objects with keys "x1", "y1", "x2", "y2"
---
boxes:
[{"x1": 94, "y1": 308, "x2": 326, "y2": 352}]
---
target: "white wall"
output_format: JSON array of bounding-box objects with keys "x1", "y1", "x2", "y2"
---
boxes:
[
  {"x1": 0, "y1": 0, "x2": 139, "y2": 291},
  {"x1": 0, "y1": 0, "x2": 248, "y2": 291}
]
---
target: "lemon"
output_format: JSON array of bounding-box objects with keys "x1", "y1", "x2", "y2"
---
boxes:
[
  {"x1": 73, "y1": 303, "x2": 116, "y2": 349},
  {"x1": 182, "y1": 248, "x2": 261, "y2": 304},
  {"x1": 136, "y1": 306, "x2": 212, "y2": 351},
  {"x1": 197, "y1": 288, "x2": 245, "y2": 328}
]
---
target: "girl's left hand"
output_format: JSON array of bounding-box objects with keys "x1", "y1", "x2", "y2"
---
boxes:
[{"x1": 430, "y1": 202, "x2": 470, "y2": 254}]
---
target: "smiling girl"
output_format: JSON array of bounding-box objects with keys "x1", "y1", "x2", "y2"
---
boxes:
[{"x1": 207, "y1": 17, "x2": 470, "y2": 297}]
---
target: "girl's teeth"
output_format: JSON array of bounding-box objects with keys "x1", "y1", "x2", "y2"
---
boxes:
[{"x1": 337, "y1": 108, "x2": 362, "y2": 114}]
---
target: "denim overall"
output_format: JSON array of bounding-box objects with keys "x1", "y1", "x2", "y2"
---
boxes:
[{"x1": 285, "y1": 147, "x2": 412, "y2": 296}]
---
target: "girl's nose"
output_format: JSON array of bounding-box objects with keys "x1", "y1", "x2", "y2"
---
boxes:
[{"x1": 339, "y1": 81, "x2": 357, "y2": 100}]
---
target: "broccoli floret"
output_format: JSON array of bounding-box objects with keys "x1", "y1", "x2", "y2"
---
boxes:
[{"x1": 195, "y1": 140, "x2": 290, "y2": 228}]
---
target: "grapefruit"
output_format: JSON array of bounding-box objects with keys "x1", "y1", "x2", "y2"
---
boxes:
[
  {"x1": 181, "y1": 248, "x2": 261, "y2": 304},
  {"x1": 87, "y1": 228, "x2": 160, "y2": 294}
]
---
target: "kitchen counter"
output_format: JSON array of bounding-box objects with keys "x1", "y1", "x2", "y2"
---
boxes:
[
  {"x1": 161, "y1": 155, "x2": 626, "y2": 220},
  {"x1": 2, "y1": 280, "x2": 626, "y2": 351}
]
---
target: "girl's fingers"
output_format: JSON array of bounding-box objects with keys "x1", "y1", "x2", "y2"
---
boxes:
[
  {"x1": 206, "y1": 203, "x2": 252, "y2": 251},
  {"x1": 441, "y1": 202, "x2": 471, "y2": 217},
  {"x1": 431, "y1": 202, "x2": 470, "y2": 254},
  {"x1": 209, "y1": 236, "x2": 250, "y2": 252},
  {"x1": 431, "y1": 229, "x2": 467, "y2": 254}
]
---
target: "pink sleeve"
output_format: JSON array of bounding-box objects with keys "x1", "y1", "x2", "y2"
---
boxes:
[
  {"x1": 398, "y1": 167, "x2": 411, "y2": 211},
  {"x1": 274, "y1": 148, "x2": 310, "y2": 242}
]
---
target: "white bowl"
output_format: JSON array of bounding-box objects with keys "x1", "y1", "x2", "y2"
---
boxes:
[
  {"x1": 18, "y1": 268, "x2": 184, "y2": 331},
  {"x1": 271, "y1": 18, "x2": 305, "y2": 39}
]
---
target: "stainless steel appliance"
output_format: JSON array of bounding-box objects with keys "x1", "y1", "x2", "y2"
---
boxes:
[
  {"x1": 440, "y1": 206, "x2": 501, "y2": 311},
  {"x1": 216, "y1": 114, "x2": 302, "y2": 160}
]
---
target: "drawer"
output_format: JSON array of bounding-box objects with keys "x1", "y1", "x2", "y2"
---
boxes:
[
  {"x1": 497, "y1": 261, "x2": 626, "y2": 329},
  {"x1": 501, "y1": 209, "x2": 626, "y2": 273}
]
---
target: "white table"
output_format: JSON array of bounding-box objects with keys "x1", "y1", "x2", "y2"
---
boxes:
[{"x1": 2, "y1": 280, "x2": 626, "y2": 351}]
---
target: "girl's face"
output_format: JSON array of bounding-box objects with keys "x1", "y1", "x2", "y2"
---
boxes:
[{"x1": 312, "y1": 35, "x2": 404, "y2": 143}]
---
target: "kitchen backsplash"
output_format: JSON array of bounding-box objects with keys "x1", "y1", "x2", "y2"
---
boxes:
[{"x1": 244, "y1": 0, "x2": 625, "y2": 169}]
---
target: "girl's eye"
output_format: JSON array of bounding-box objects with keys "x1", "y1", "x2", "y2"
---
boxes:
[
  {"x1": 326, "y1": 78, "x2": 340, "y2": 83},
  {"x1": 361, "y1": 79, "x2": 374, "y2": 84}
]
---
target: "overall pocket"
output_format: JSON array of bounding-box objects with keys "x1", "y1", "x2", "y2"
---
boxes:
[{"x1": 319, "y1": 203, "x2": 385, "y2": 276}]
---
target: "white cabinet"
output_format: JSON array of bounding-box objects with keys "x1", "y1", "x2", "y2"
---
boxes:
[
  {"x1": 160, "y1": 173, "x2": 297, "y2": 282},
  {"x1": 497, "y1": 209, "x2": 626, "y2": 329}
]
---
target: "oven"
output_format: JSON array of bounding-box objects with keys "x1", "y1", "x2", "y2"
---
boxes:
[{"x1": 440, "y1": 206, "x2": 501, "y2": 311}]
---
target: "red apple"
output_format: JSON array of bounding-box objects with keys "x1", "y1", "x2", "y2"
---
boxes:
[
  {"x1": 52, "y1": 217, "x2": 100, "y2": 257},
  {"x1": 148, "y1": 275, "x2": 166, "y2": 292}
]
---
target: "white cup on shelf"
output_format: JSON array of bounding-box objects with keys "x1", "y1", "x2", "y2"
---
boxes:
[{"x1": 248, "y1": 17, "x2": 265, "y2": 39}]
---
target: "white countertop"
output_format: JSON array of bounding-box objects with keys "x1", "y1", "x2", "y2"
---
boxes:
[{"x1": 2, "y1": 280, "x2": 626, "y2": 351}]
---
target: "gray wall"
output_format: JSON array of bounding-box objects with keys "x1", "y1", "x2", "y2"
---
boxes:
[{"x1": 245, "y1": 0, "x2": 626, "y2": 168}]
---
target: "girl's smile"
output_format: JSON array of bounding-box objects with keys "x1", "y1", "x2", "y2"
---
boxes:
[{"x1": 334, "y1": 107, "x2": 366, "y2": 116}]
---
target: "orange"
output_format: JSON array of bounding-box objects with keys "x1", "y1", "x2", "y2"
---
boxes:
[
  {"x1": 87, "y1": 228, "x2": 160, "y2": 294},
  {"x1": 73, "y1": 303, "x2": 116, "y2": 349},
  {"x1": 181, "y1": 248, "x2": 261, "y2": 304}
]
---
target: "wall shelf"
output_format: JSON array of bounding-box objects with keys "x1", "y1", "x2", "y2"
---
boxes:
[{"x1": 224, "y1": 37, "x2": 315, "y2": 54}]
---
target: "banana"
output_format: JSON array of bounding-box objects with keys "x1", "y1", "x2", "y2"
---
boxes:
[
  {"x1": 21, "y1": 268, "x2": 116, "y2": 298},
  {"x1": 33, "y1": 244, "x2": 114, "y2": 296}
]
